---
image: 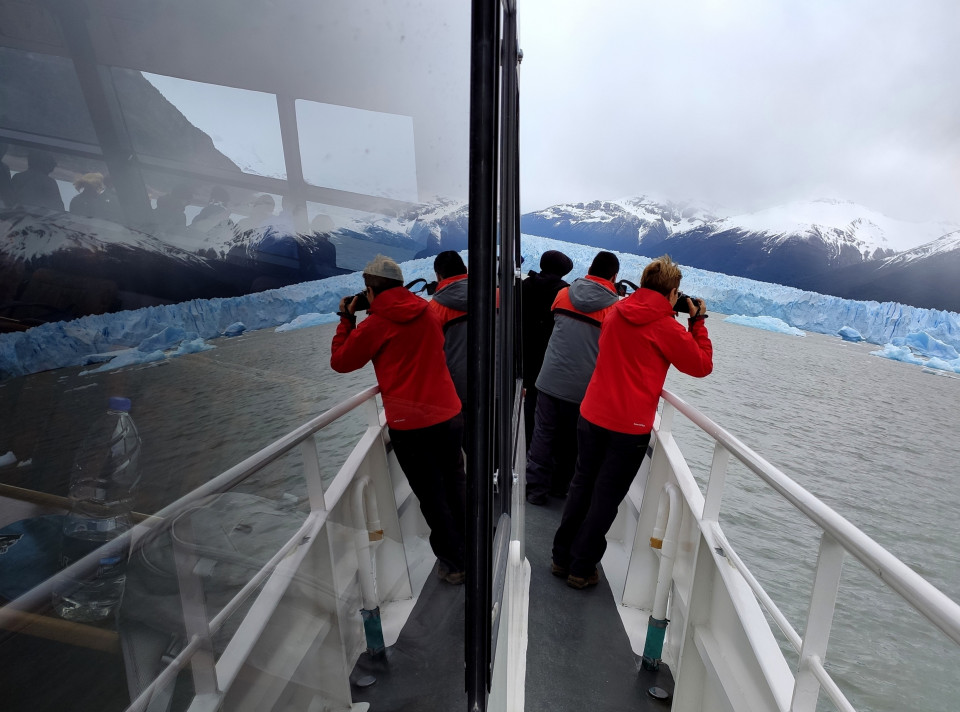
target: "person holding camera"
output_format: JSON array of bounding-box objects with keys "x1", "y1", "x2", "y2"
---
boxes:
[
  {"x1": 552, "y1": 254, "x2": 713, "y2": 589},
  {"x1": 331, "y1": 255, "x2": 467, "y2": 584}
]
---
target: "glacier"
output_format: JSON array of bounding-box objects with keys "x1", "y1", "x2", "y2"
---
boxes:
[{"x1": 3, "y1": 234, "x2": 960, "y2": 380}]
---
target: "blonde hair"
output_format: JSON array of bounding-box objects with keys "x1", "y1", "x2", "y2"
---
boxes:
[
  {"x1": 73, "y1": 172, "x2": 104, "y2": 192},
  {"x1": 640, "y1": 255, "x2": 682, "y2": 297}
]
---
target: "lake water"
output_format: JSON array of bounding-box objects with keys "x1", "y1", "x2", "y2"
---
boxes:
[{"x1": 1, "y1": 314, "x2": 958, "y2": 711}]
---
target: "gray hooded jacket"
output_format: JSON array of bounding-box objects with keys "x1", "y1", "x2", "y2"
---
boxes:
[
  {"x1": 431, "y1": 276, "x2": 469, "y2": 406},
  {"x1": 535, "y1": 276, "x2": 619, "y2": 403}
]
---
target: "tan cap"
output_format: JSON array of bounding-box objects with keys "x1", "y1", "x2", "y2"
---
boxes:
[{"x1": 363, "y1": 254, "x2": 404, "y2": 281}]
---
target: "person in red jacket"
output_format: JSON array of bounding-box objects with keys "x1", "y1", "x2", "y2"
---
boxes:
[
  {"x1": 552, "y1": 255, "x2": 713, "y2": 589},
  {"x1": 331, "y1": 255, "x2": 467, "y2": 584}
]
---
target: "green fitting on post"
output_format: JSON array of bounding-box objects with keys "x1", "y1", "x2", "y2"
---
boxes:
[
  {"x1": 361, "y1": 607, "x2": 386, "y2": 657},
  {"x1": 641, "y1": 615, "x2": 669, "y2": 671}
]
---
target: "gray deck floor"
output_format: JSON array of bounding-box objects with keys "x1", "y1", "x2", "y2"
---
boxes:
[
  {"x1": 523, "y1": 495, "x2": 674, "y2": 711},
  {"x1": 351, "y1": 495, "x2": 675, "y2": 710}
]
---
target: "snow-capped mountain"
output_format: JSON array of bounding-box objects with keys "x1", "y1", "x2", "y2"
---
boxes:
[
  {"x1": 796, "y1": 229, "x2": 960, "y2": 312},
  {"x1": 521, "y1": 196, "x2": 960, "y2": 294},
  {"x1": 336, "y1": 198, "x2": 468, "y2": 256}
]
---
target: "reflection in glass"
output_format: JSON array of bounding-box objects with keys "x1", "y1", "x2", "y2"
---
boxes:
[
  {"x1": 297, "y1": 100, "x2": 418, "y2": 202},
  {"x1": 135, "y1": 72, "x2": 287, "y2": 180}
]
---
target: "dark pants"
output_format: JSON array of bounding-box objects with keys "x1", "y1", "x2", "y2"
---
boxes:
[
  {"x1": 553, "y1": 417, "x2": 651, "y2": 577},
  {"x1": 523, "y1": 384, "x2": 539, "y2": 447},
  {"x1": 390, "y1": 414, "x2": 467, "y2": 573},
  {"x1": 526, "y1": 393, "x2": 581, "y2": 500}
]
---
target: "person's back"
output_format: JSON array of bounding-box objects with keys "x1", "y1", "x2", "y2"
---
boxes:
[
  {"x1": 69, "y1": 173, "x2": 106, "y2": 219},
  {"x1": 526, "y1": 251, "x2": 618, "y2": 504},
  {"x1": 10, "y1": 151, "x2": 63, "y2": 211},
  {"x1": 428, "y1": 251, "x2": 470, "y2": 408},
  {"x1": 552, "y1": 255, "x2": 712, "y2": 589},
  {"x1": 332, "y1": 284, "x2": 460, "y2": 428},
  {"x1": 536, "y1": 274, "x2": 619, "y2": 404},
  {"x1": 521, "y1": 250, "x2": 573, "y2": 444},
  {"x1": 331, "y1": 255, "x2": 466, "y2": 582}
]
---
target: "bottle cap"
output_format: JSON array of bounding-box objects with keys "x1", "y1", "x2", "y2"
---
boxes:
[{"x1": 109, "y1": 396, "x2": 132, "y2": 412}]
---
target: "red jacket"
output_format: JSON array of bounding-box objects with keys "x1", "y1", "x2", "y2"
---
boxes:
[
  {"x1": 331, "y1": 286, "x2": 462, "y2": 430},
  {"x1": 580, "y1": 288, "x2": 713, "y2": 434}
]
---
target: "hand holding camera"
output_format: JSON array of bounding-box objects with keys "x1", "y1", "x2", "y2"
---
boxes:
[
  {"x1": 339, "y1": 289, "x2": 370, "y2": 317},
  {"x1": 675, "y1": 292, "x2": 707, "y2": 319}
]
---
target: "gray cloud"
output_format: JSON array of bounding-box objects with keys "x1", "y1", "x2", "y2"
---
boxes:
[{"x1": 518, "y1": 0, "x2": 960, "y2": 220}]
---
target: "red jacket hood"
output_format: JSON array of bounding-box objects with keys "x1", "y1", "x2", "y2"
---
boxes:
[
  {"x1": 370, "y1": 286, "x2": 429, "y2": 324},
  {"x1": 618, "y1": 288, "x2": 675, "y2": 326}
]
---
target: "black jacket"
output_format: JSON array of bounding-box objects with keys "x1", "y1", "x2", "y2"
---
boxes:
[{"x1": 521, "y1": 270, "x2": 569, "y2": 386}]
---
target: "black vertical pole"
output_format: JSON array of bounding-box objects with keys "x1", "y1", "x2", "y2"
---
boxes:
[
  {"x1": 498, "y1": 4, "x2": 519, "y2": 519},
  {"x1": 52, "y1": 0, "x2": 153, "y2": 227},
  {"x1": 466, "y1": 0, "x2": 499, "y2": 709}
]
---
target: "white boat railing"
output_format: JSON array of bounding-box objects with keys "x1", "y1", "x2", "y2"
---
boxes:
[
  {"x1": 3, "y1": 385, "x2": 425, "y2": 712},
  {"x1": 629, "y1": 388, "x2": 960, "y2": 712}
]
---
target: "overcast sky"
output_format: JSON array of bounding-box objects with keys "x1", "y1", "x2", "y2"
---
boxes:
[{"x1": 517, "y1": 0, "x2": 960, "y2": 221}]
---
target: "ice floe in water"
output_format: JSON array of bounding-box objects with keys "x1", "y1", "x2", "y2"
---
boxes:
[{"x1": 724, "y1": 315, "x2": 805, "y2": 336}]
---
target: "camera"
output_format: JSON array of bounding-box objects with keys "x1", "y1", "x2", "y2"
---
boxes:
[
  {"x1": 674, "y1": 292, "x2": 700, "y2": 313},
  {"x1": 351, "y1": 290, "x2": 370, "y2": 312}
]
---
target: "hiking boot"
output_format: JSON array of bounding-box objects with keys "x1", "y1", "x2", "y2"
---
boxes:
[
  {"x1": 566, "y1": 569, "x2": 600, "y2": 590},
  {"x1": 550, "y1": 561, "x2": 568, "y2": 578},
  {"x1": 442, "y1": 570, "x2": 466, "y2": 585},
  {"x1": 526, "y1": 490, "x2": 548, "y2": 506}
]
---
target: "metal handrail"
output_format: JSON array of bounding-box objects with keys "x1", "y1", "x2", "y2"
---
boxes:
[{"x1": 659, "y1": 387, "x2": 960, "y2": 646}]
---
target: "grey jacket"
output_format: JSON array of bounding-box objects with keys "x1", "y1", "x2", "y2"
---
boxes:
[
  {"x1": 535, "y1": 276, "x2": 619, "y2": 404},
  {"x1": 431, "y1": 276, "x2": 469, "y2": 406}
]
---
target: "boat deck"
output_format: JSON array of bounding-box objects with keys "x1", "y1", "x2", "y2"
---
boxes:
[{"x1": 351, "y1": 496, "x2": 674, "y2": 710}]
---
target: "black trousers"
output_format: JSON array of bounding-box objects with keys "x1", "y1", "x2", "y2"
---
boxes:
[
  {"x1": 523, "y1": 384, "x2": 539, "y2": 447},
  {"x1": 526, "y1": 392, "x2": 580, "y2": 499},
  {"x1": 390, "y1": 413, "x2": 467, "y2": 572},
  {"x1": 552, "y1": 416, "x2": 651, "y2": 577}
]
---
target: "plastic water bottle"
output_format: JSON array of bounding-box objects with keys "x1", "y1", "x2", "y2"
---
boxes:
[{"x1": 53, "y1": 396, "x2": 141, "y2": 622}]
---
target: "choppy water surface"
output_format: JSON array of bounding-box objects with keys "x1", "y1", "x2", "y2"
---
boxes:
[
  {"x1": 0, "y1": 323, "x2": 376, "y2": 515},
  {"x1": 2, "y1": 316, "x2": 958, "y2": 711},
  {"x1": 665, "y1": 316, "x2": 960, "y2": 712}
]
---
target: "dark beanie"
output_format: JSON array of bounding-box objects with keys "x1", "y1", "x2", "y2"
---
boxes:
[{"x1": 540, "y1": 250, "x2": 573, "y2": 277}]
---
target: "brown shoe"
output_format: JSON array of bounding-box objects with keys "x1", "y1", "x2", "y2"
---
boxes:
[
  {"x1": 566, "y1": 569, "x2": 600, "y2": 589},
  {"x1": 550, "y1": 561, "x2": 569, "y2": 578}
]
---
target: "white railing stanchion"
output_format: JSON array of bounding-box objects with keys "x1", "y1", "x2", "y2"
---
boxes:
[
  {"x1": 790, "y1": 531, "x2": 845, "y2": 712},
  {"x1": 172, "y1": 520, "x2": 222, "y2": 711},
  {"x1": 659, "y1": 401, "x2": 676, "y2": 436},
  {"x1": 300, "y1": 435, "x2": 326, "y2": 513},
  {"x1": 702, "y1": 441, "x2": 730, "y2": 522},
  {"x1": 363, "y1": 397, "x2": 382, "y2": 430}
]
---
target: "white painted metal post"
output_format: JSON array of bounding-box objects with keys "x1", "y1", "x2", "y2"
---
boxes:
[
  {"x1": 659, "y1": 401, "x2": 676, "y2": 436},
  {"x1": 363, "y1": 397, "x2": 381, "y2": 430},
  {"x1": 702, "y1": 442, "x2": 730, "y2": 522},
  {"x1": 172, "y1": 524, "x2": 221, "y2": 710},
  {"x1": 300, "y1": 435, "x2": 326, "y2": 513},
  {"x1": 791, "y1": 531, "x2": 846, "y2": 712}
]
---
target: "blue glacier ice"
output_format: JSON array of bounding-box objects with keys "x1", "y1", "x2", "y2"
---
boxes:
[
  {"x1": 3, "y1": 233, "x2": 960, "y2": 379},
  {"x1": 275, "y1": 313, "x2": 341, "y2": 333},
  {"x1": 724, "y1": 315, "x2": 805, "y2": 337},
  {"x1": 890, "y1": 333, "x2": 959, "y2": 360},
  {"x1": 922, "y1": 357, "x2": 960, "y2": 374},
  {"x1": 138, "y1": 326, "x2": 190, "y2": 352},
  {"x1": 838, "y1": 326, "x2": 864, "y2": 342},
  {"x1": 868, "y1": 344, "x2": 926, "y2": 366}
]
